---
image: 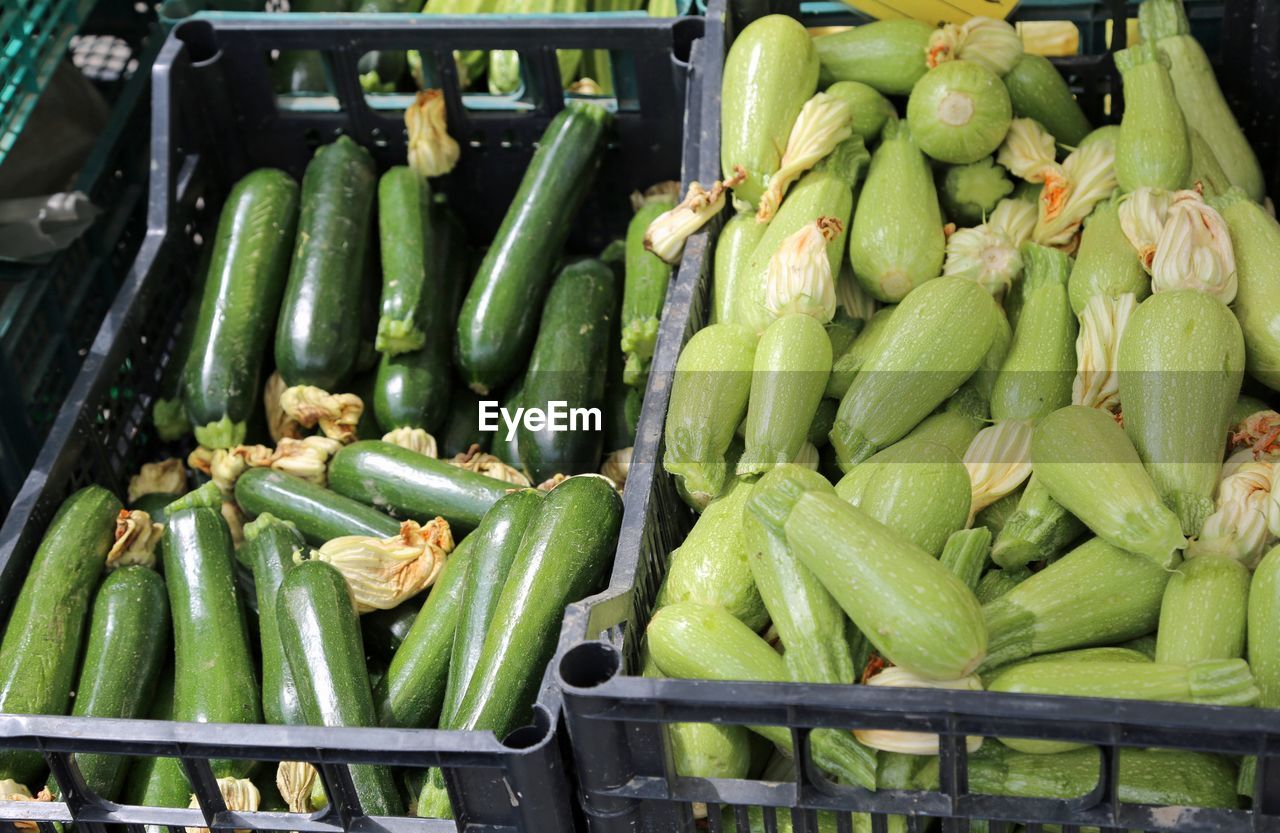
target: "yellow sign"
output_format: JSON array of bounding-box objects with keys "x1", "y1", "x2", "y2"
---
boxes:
[{"x1": 839, "y1": 0, "x2": 1019, "y2": 24}]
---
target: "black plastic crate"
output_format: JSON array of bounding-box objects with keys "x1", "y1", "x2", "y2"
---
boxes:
[
  {"x1": 554, "y1": 2, "x2": 1280, "y2": 832},
  {"x1": 0, "y1": 8, "x2": 706, "y2": 831}
]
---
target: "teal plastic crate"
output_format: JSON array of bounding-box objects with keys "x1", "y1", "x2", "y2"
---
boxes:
[{"x1": 0, "y1": 0, "x2": 103, "y2": 167}]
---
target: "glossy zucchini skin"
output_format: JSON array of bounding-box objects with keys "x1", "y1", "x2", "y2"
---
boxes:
[
  {"x1": 234, "y1": 467, "x2": 400, "y2": 545},
  {"x1": 163, "y1": 507, "x2": 262, "y2": 779},
  {"x1": 375, "y1": 537, "x2": 474, "y2": 728},
  {"x1": 813, "y1": 19, "x2": 933, "y2": 95},
  {"x1": 440, "y1": 385, "x2": 494, "y2": 456},
  {"x1": 1066, "y1": 197, "x2": 1149, "y2": 316},
  {"x1": 0, "y1": 486, "x2": 119, "y2": 785},
  {"x1": 518, "y1": 259, "x2": 617, "y2": 483},
  {"x1": 57, "y1": 566, "x2": 169, "y2": 801},
  {"x1": 328, "y1": 440, "x2": 512, "y2": 531},
  {"x1": 184, "y1": 169, "x2": 299, "y2": 449},
  {"x1": 242, "y1": 513, "x2": 308, "y2": 726},
  {"x1": 276, "y1": 136, "x2": 377, "y2": 390},
  {"x1": 277, "y1": 561, "x2": 404, "y2": 815},
  {"x1": 456, "y1": 103, "x2": 611, "y2": 394},
  {"x1": 441, "y1": 490, "x2": 543, "y2": 727},
  {"x1": 1002, "y1": 54, "x2": 1092, "y2": 147}
]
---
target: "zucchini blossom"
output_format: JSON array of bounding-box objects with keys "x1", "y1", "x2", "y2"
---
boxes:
[
  {"x1": 1229, "y1": 409, "x2": 1280, "y2": 463},
  {"x1": 601, "y1": 447, "x2": 633, "y2": 491},
  {"x1": 757, "y1": 92, "x2": 854, "y2": 222},
  {"x1": 764, "y1": 216, "x2": 843, "y2": 323},
  {"x1": 277, "y1": 761, "x2": 327, "y2": 814},
  {"x1": 927, "y1": 17, "x2": 1024, "y2": 77},
  {"x1": 1188, "y1": 462, "x2": 1274, "y2": 568},
  {"x1": 1033, "y1": 130, "x2": 1118, "y2": 250},
  {"x1": 1072, "y1": 292, "x2": 1136, "y2": 413},
  {"x1": 854, "y1": 667, "x2": 985, "y2": 754},
  {"x1": 988, "y1": 197, "x2": 1037, "y2": 247},
  {"x1": 127, "y1": 458, "x2": 187, "y2": 503},
  {"x1": 382, "y1": 427, "x2": 439, "y2": 458},
  {"x1": 1151, "y1": 190, "x2": 1237, "y2": 303},
  {"x1": 221, "y1": 500, "x2": 247, "y2": 549},
  {"x1": 942, "y1": 224, "x2": 1022, "y2": 297},
  {"x1": 997, "y1": 117, "x2": 1059, "y2": 183},
  {"x1": 107, "y1": 509, "x2": 163, "y2": 570},
  {"x1": 964, "y1": 419, "x2": 1033, "y2": 520},
  {"x1": 186, "y1": 778, "x2": 260, "y2": 833},
  {"x1": 449, "y1": 443, "x2": 530, "y2": 486},
  {"x1": 1118, "y1": 186, "x2": 1173, "y2": 271},
  {"x1": 406, "y1": 89, "x2": 460, "y2": 179},
  {"x1": 645, "y1": 167, "x2": 746, "y2": 265},
  {"x1": 271, "y1": 436, "x2": 343, "y2": 486},
  {"x1": 280, "y1": 385, "x2": 364, "y2": 444},
  {"x1": 305, "y1": 518, "x2": 455, "y2": 613},
  {"x1": 264, "y1": 371, "x2": 304, "y2": 443}
]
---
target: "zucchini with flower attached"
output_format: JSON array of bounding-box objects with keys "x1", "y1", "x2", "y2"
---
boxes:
[
  {"x1": 749, "y1": 465, "x2": 987, "y2": 680},
  {"x1": 907, "y1": 60, "x2": 1012, "y2": 165},
  {"x1": 1030, "y1": 406, "x2": 1186, "y2": 567},
  {"x1": 1117, "y1": 290, "x2": 1244, "y2": 536},
  {"x1": 622, "y1": 183, "x2": 679, "y2": 384},
  {"x1": 982, "y1": 537, "x2": 1170, "y2": 671},
  {"x1": 831, "y1": 276, "x2": 1001, "y2": 470},
  {"x1": 184, "y1": 170, "x2": 299, "y2": 448},
  {"x1": 647, "y1": 601, "x2": 876, "y2": 790},
  {"x1": 276, "y1": 137, "x2": 377, "y2": 390},
  {"x1": 236, "y1": 468, "x2": 400, "y2": 545},
  {"x1": 663, "y1": 323, "x2": 757, "y2": 508},
  {"x1": 1155, "y1": 554, "x2": 1249, "y2": 664},
  {"x1": 1140, "y1": 0, "x2": 1264, "y2": 201},
  {"x1": 654, "y1": 479, "x2": 767, "y2": 632},
  {"x1": 813, "y1": 19, "x2": 933, "y2": 96},
  {"x1": 849, "y1": 122, "x2": 944, "y2": 303},
  {"x1": 721, "y1": 15, "x2": 819, "y2": 208},
  {"x1": 1114, "y1": 42, "x2": 1191, "y2": 192},
  {"x1": 1212, "y1": 189, "x2": 1280, "y2": 390},
  {"x1": 1000, "y1": 53, "x2": 1091, "y2": 148},
  {"x1": 0, "y1": 486, "x2": 120, "y2": 786},
  {"x1": 457, "y1": 103, "x2": 611, "y2": 394},
  {"x1": 738, "y1": 314, "x2": 832, "y2": 477}
]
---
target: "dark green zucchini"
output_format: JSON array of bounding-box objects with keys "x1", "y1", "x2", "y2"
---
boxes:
[
  {"x1": 121, "y1": 666, "x2": 190, "y2": 825},
  {"x1": 234, "y1": 467, "x2": 400, "y2": 545},
  {"x1": 275, "y1": 136, "x2": 377, "y2": 390},
  {"x1": 271, "y1": 0, "x2": 347, "y2": 94},
  {"x1": 0, "y1": 486, "x2": 120, "y2": 786},
  {"x1": 329, "y1": 440, "x2": 511, "y2": 532},
  {"x1": 518, "y1": 259, "x2": 617, "y2": 482},
  {"x1": 375, "y1": 537, "x2": 474, "y2": 728},
  {"x1": 131, "y1": 492, "x2": 181, "y2": 525},
  {"x1": 242, "y1": 513, "x2": 307, "y2": 726},
  {"x1": 277, "y1": 561, "x2": 404, "y2": 815},
  {"x1": 440, "y1": 490, "x2": 543, "y2": 727},
  {"x1": 355, "y1": 0, "x2": 410, "y2": 92},
  {"x1": 184, "y1": 169, "x2": 299, "y2": 449},
  {"x1": 489, "y1": 380, "x2": 525, "y2": 469},
  {"x1": 440, "y1": 384, "x2": 494, "y2": 456},
  {"x1": 361, "y1": 597, "x2": 422, "y2": 663},
  {"x1": 163, "y1": 507, "x2": 261, "y2": 778},
  {"x1": 455, "y1": 103, "x2": 612, "y2": 394}
]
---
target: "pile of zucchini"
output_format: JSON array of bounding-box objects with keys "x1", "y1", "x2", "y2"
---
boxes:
[
  {"x1": 649, "y1": 0, "x2": 1280, "y2": 822},
  {"x1": 0, "y1": 98, "x2": 654, "y2": 819}
]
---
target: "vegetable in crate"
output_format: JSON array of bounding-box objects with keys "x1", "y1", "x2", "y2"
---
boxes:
[
  {"x1": 1250, "y1": 546, "x2": 1280, "y2": 709},
  {"x1": 825, "y1": 305, "x2": 892, "y2": 400},
  {"x1": 907, "y1": 60, "x2": 1012, "y2": 165},
  {"x1": 1118, "y1": 290, "x2": 1244, "y2": 535},
  {"x1": 621, "y1": 183, "x2": 679, "y2": 384},
  {"x1": 274, "y1": 138, "x2": 376, "y2": 391},
  {"x1": 663, "y1": 323, "x2": 757, "y2": 509},
  {"x1": 1140, "y1": 0, "x2": 1264, "y2": 202},
  {"x1": 831, "y1": 277, "x2": 1001, "y2": 470},
  {"x1": 813, "y1": 19, "x2": 933, "y2": 96},
  {"x1": 519, "y1": 259, "x2": 616, "y2": 483},
  {"x1": 243, "y1": 513, "x2": 308, "y2": 726},
  {"x1": 1212, "y1": 189, "x2": 1280, "y2": 390},
  {"x1": 1066, "y1": 196, "x2": 1148, "y2": 315},
  {"x1": 354, "y1": 0, "x2": 412, "y2": 92},
  {"x1": 418, "y1": 476, "x2": 621, "y2": 818},
  {"x1": 1155, "y1": 554, "x2": 1249, "y2": 664},
  {"x1": 277, "y1": 561, "x2": 404, "y2": 814},
  {"x1": 849, "y1": 122, "x2": 945, "y2": 302},
  {"x1": 749, "y1": 465, "x2": 987, "y2": 680},
  {"x1": 981, "y1": 537, "x2": 1171, "y2": 672},
  {"x1": 1001, "y1": 53, "x2": 1092, "y2": 148},
  {"x1": 824, "y1": 81, "x2": 895, "y2": 145},
  {"x1": 0, "y1": 486, "x2": 119, "y2": 786},
  {"x1": 939, "y1": 156, "x2": 1014, "y2": 227},
  {"x1": 163, "y1": 505, "x2": 262, "y2": 779},
  {"x1": 456, "y1": 102, "x2": 610, "y2": 394},
  {"x1": 1029, "y1": 406, "x2": 1186, "y2": 567},
  {"x1": 184, "y1": 169, "x2": 299, "y2": 449},
  {"x1": 756, "y1": 93, "x2": 854, "y2": 222},
  {"x1": 1114, "y1": 42, "x2": 1191, "y2": 193},
  {"x1": 713, "y1": 212, "x2": 768, "y2": 325},
  {"x1": 406, "y1": 90, "x2": 461, "y2": 179},
  {"x1": 991, "y1": 473, "x2": 1086, "y2": 568},
  {"x1": 646, "y1": 601, "x2": 876, "y2": 790},
  {"x1": 487, "y1": 0, "x2": 584, "y2": 95},
  {"x1": 236, "y1": 467, "x2": 400, "y2": 544},
  {"x1": 424, "y1": 0, "x2": 496, "y2": 89},
  {"x1": 653, "y1": 479, "x2": 768, "y2": 632},
  {"x1": 720, "y1": 15, "x2": 818, "y2": 208}
]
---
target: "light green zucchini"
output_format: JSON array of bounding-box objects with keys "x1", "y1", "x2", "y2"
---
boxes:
[
  {"x1": 1066, "y1": 196, "x2": 1149, "y2": 316},
  {"x1": 1155, "y1": 554, "x2": 1250, "y2": 663},
  {"x1": 975, "y1": 566, "x2": 1031, "y2": 605},
  {"x1": 813, "y1": 19, "x2": 933, "y2": 95},
  {"x1": 1117, "y1": 290, "x2": 1245, "y2": 535},
  {"x1": 831, "y1": 276, "x2": 1000, "y2": 469},
  {"x1": 991, "y1": 473, "x2": 1086, "y2": 568},
  {"x1": 939, "y1": 527, "x2": 992, "y2": 591},
  {"x1": 825, "y1": 305, "x2": 893, "y2": 400},
  {"x1": 907, "y1": 60, "x2": 1012, "y2": 165},
  {"x1": 713, "y1": 211, "x2": 769, "y2": 325},
  {"x1": 1029, "y1": 405, "x2": 1186, "y2": 567},
  {"x1": 981, "y1": 537, "x2": 1171, "y2": 671},
  {"x1": 1000, "y1": 53, "x2": 1092, "y2": 147},
  {"x1": 1189, "y1": 128, "x2": 1233, "y2": 198},
  {"x1": 825, "y1": 81, "x2": 895, "y2": 144},
  {"x1": 1211, "y1": 189, "x2": 1280, "y2": 390},
  {"x1": 1114, "y1": 42, "x2": 1191, "y2": 192},
  {"x1": 902, "y1": 410, "x2": 985, "y2": 461},
  {"x1": 939, "y1": 156, "x2": 1014, "y2": 227}
]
